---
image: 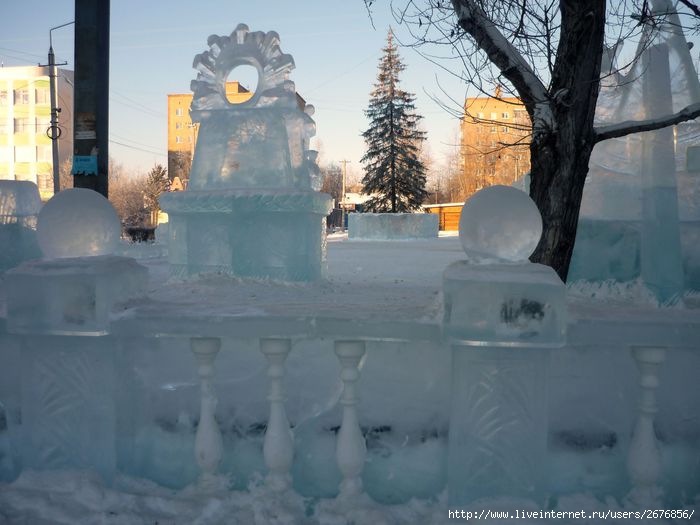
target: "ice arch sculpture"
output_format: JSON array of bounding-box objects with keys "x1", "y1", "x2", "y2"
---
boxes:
[{"x1": 160, "y1": 24, "x2": 332, "y2": 281}]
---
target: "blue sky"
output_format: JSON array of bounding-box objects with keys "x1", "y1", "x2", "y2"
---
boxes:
[{"x1": 0, "y1": 0, "x2": 467, "y2": 181}]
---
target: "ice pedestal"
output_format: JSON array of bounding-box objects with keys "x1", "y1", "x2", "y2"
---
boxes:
[
  {"x1": 160, "y1": 25, "x2": 332, "y2": 281},
  {"x1": 161, "y1": 190, "x2": 331, "y2": 281},
  {"x1": 443, "y1": 262, "x2": 566, "y2": 506},
  {"x1": 0, "y1": 180, "x2": 42, "y2": 272},
  {"x1": 443, "y1": 187, "x2": 565, "y2": 506}
]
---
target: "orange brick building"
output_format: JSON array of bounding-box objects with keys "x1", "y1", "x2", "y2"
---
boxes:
[
  {"x1": 167, "y1": 82, "x2": 252, "y2": 189},
  {"x1": 461, "y1": 91, "x2": 531, "y2": 198}
]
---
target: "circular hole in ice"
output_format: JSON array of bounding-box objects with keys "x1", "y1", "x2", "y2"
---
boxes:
[
  {"x1": 225, "y1": 64, "x2": 259, "y2": 104},
  {"x1": 458, "y1": 185, "x2": 542, "y2": 262},
  {"x1": 37, "y1": 188, "x2": 121, "y2": 259}
]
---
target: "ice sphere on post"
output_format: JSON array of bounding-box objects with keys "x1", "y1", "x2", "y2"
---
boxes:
[
  {"x1": 6, "y1": 188, "x2": 148, "y2": 335},
  {"x1": 458, "y1": 184, "x2": 542, "y2": 262},
  {"x1": 37, "y1": 188, "x2": 120, "y2": 259},
  {"x1": 443, "y1": 186, "x2": 565, "y2": 507},
  {"x1": 0, "y1": 180, "x2": 42, "y2": 271}
]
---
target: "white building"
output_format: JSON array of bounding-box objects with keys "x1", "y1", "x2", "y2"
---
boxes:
[{"x1": 0, "y1": 65, "x2": 73, "y2": 200}]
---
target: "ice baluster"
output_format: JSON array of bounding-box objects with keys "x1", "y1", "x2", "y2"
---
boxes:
[
  {"x1": 334, "y1": 340, "x2": 367, "y2": 499},
  {"x1": 191, "y1": 337, "x2": 223, "y2": 490},
  {"x1": 626, "y1": 345, "x2": 666, "y2": 506},
  {"x1": 260, "y1": 338, "x2": 294, "y2": 491}
]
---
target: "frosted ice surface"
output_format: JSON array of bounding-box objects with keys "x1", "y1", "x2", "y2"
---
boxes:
[
  {"x1": 459, "y1": 185, "x2": 541, "y2": 262},
  {"x1": 348, "y1": 213, "x2": 438, "y2": 240},
  {"x1": 0, "y1": 181, "x2": 42, "y2": 271},
  {"x1": 37, "y1": 188, "x2": 121, "y2": 259},
  {"x1": 0, "y1": 180, "x2": 41, "y2": 219}
]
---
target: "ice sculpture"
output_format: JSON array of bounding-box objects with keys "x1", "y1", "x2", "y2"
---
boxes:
[
  {"x1": 0, "y1": 180, "x2": 42, "y2": 271},
  {"x1": 160, "y1": 24, "x2": 332, "y2": 281},
  {"x1": 573, "y1": 0, "x2": 697, "y2": 297},
  {"x1": 443, "y1": 187, "x2": 565, "y2": 506}
]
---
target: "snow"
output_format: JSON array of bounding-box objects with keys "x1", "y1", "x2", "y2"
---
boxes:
[{"x1": 1, "y1": 469, "x2": 697, "y2": 524}]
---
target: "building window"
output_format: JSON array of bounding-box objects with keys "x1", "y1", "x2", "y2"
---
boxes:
[
  {"x1": 514, "y1": 109, "x2": 527, "y2": 121},
  {"x1": 36, "y1": 117, "x2": 51, "y2": 134},
  {"x1": 502, "y1": 126, "x2": 509, "y2": 133},
  {"x1": 477, "y1": 112, "x2": 484, "y2": 119},
  {"x1": 14, "y1": 89, "x2": 30, "y2": 105},
  {"x1": 490, "y1": 126, "x2": 497, "y2": 133},
  {"x1": 175, "y1": 108, "x2": 183, "y2": 116},
  {"x1": 37, "y1": 146, "x2": 52, "y2": 162},
  {"x1": 15, "y1": 146, "x2": 34, "y2": 163},
  {"x1": 0, "y1": 90, "x2": 7, "y2": 106},
  {"x1": 0, "y1": 120, "x2": 7, "y2": 134},
  {"x1": 175, "y1": 136, "x2": 182, "y2": 143},
  {"x1": 0, "y1": 147, "x2": 11, "y2": 162},
  {"x1": 502, "y1": 112, "x2": 510, "y2": 119},
  {"x1": 35, "y1": 88, "x2": 50, "y2": 105},
  {"x1": 14, "y1": 118, "x2": 30, "y2": 134},
  {"x1": 37, "y1": 172, "x2": 52, "y2": 191},
  {"x1": 175, "y1": 122, "x2": 183, "y2": 129},
  {"x1": 490, "y1": 112, "x2": 497, "y2": 120}
]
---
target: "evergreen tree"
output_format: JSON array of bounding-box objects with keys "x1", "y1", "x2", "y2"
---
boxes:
[{"x1": 361, "y1": 30, "x2": 428, "y2": 213}]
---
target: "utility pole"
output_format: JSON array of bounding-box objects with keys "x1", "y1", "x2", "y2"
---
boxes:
[
  {"x1": 339, "y1": 159, "x2": 351, "y2": 230},
  {"x1": 73, "y1": 0, "x2": 110, "y2": 197},
  {"x1": 41, "y1": 22, "x2": 73, "y2": 196}
]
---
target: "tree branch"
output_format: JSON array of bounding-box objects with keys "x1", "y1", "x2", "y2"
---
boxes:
[
  {"x1": 594, "y1": 101, "x2": 700, "y2": 142},
  {"x1": 450, "y1": 0, "x2": 549, "y2": 107},
  {"x1": 678, "y1": 0, "x2": 700, "y2": 18}
]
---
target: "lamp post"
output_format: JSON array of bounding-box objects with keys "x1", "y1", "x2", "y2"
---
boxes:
[{"x1": 42, "y1": 21, "x2": 74, "y2": 196}]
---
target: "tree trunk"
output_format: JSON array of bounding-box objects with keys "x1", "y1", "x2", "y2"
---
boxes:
[{"x1": 528, "y1": 0, "x2": 606, "y2": 282}]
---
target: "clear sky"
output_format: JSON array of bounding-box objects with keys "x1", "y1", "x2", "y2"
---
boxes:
[{"x1": 0, "y1": 0, "x2": 468, "y2": 182}]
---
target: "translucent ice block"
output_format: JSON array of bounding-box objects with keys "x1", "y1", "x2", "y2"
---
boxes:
[
  {"x1": 443, "y1": 262, "x2": 566, "y2": 346},
  {"x1": 0, "y1": 180, "x2": 42, "y2": 271},
  {"x1": 6, "y1": 256, "x2": 148, "y2": 335},
  {"x1": 348, "y1": 213, "x2": 438, "y2": 240},
  {"x1": 20, "y1": 336, "x2": 117, "y2": 482}
]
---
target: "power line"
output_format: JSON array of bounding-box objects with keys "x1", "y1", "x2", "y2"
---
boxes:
[{"x1": 109, "y1": 139, "x2": 165, "y2": 157}]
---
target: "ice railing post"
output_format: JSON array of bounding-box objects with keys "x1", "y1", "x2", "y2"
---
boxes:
[
  {"x1": 334, "y1": 340, "x2": 367, "y2": 500},
  {"x1": 626, "y1": 345, "x2": 666, "y2": 506},
  {"x1": 260, "y1": 337, "x2": 294, "y2": 491},
  {"x1": 442, "y1": 186, "x2": 566, "y2": 507},
  {"x1": 191, "y1": 337, "x2": 224, "y2": 490}
]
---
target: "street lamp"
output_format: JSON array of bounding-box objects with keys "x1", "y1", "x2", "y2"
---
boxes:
[{"x1": 43, "y1": 21, "x2": 74, "y2": 195}]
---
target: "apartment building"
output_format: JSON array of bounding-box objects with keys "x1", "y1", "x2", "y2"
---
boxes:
[
  {"x1": 461, "y1": 90, "x2": 531, "y2": 199},
  {"x1": 0, "y1": 66, "x2": 73, "y2": 200},
  {"x1": 167, "y1": 81, "x2": 253, "y2": 189}
]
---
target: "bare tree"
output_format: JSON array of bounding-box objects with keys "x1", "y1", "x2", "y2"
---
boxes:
[
  {"x1": 366, "y1": 0, "x2": 700, "y2": 280},
  {"x1": 108, "y1": 159, "x2": 148, "y2": 228}
]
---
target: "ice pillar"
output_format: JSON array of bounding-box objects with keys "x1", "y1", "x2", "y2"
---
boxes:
[{"x1": 640, "y1": 44, "x2": 684, "y2": 302}]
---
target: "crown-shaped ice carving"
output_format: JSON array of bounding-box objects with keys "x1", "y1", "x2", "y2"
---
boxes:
[{"x1": 190, "y1": 23, "x2": 297, "y2": 110}]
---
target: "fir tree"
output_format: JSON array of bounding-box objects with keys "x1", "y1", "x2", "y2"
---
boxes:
[{"x1": 361, "y1": 30, "x2": 428, "y2": 213}]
